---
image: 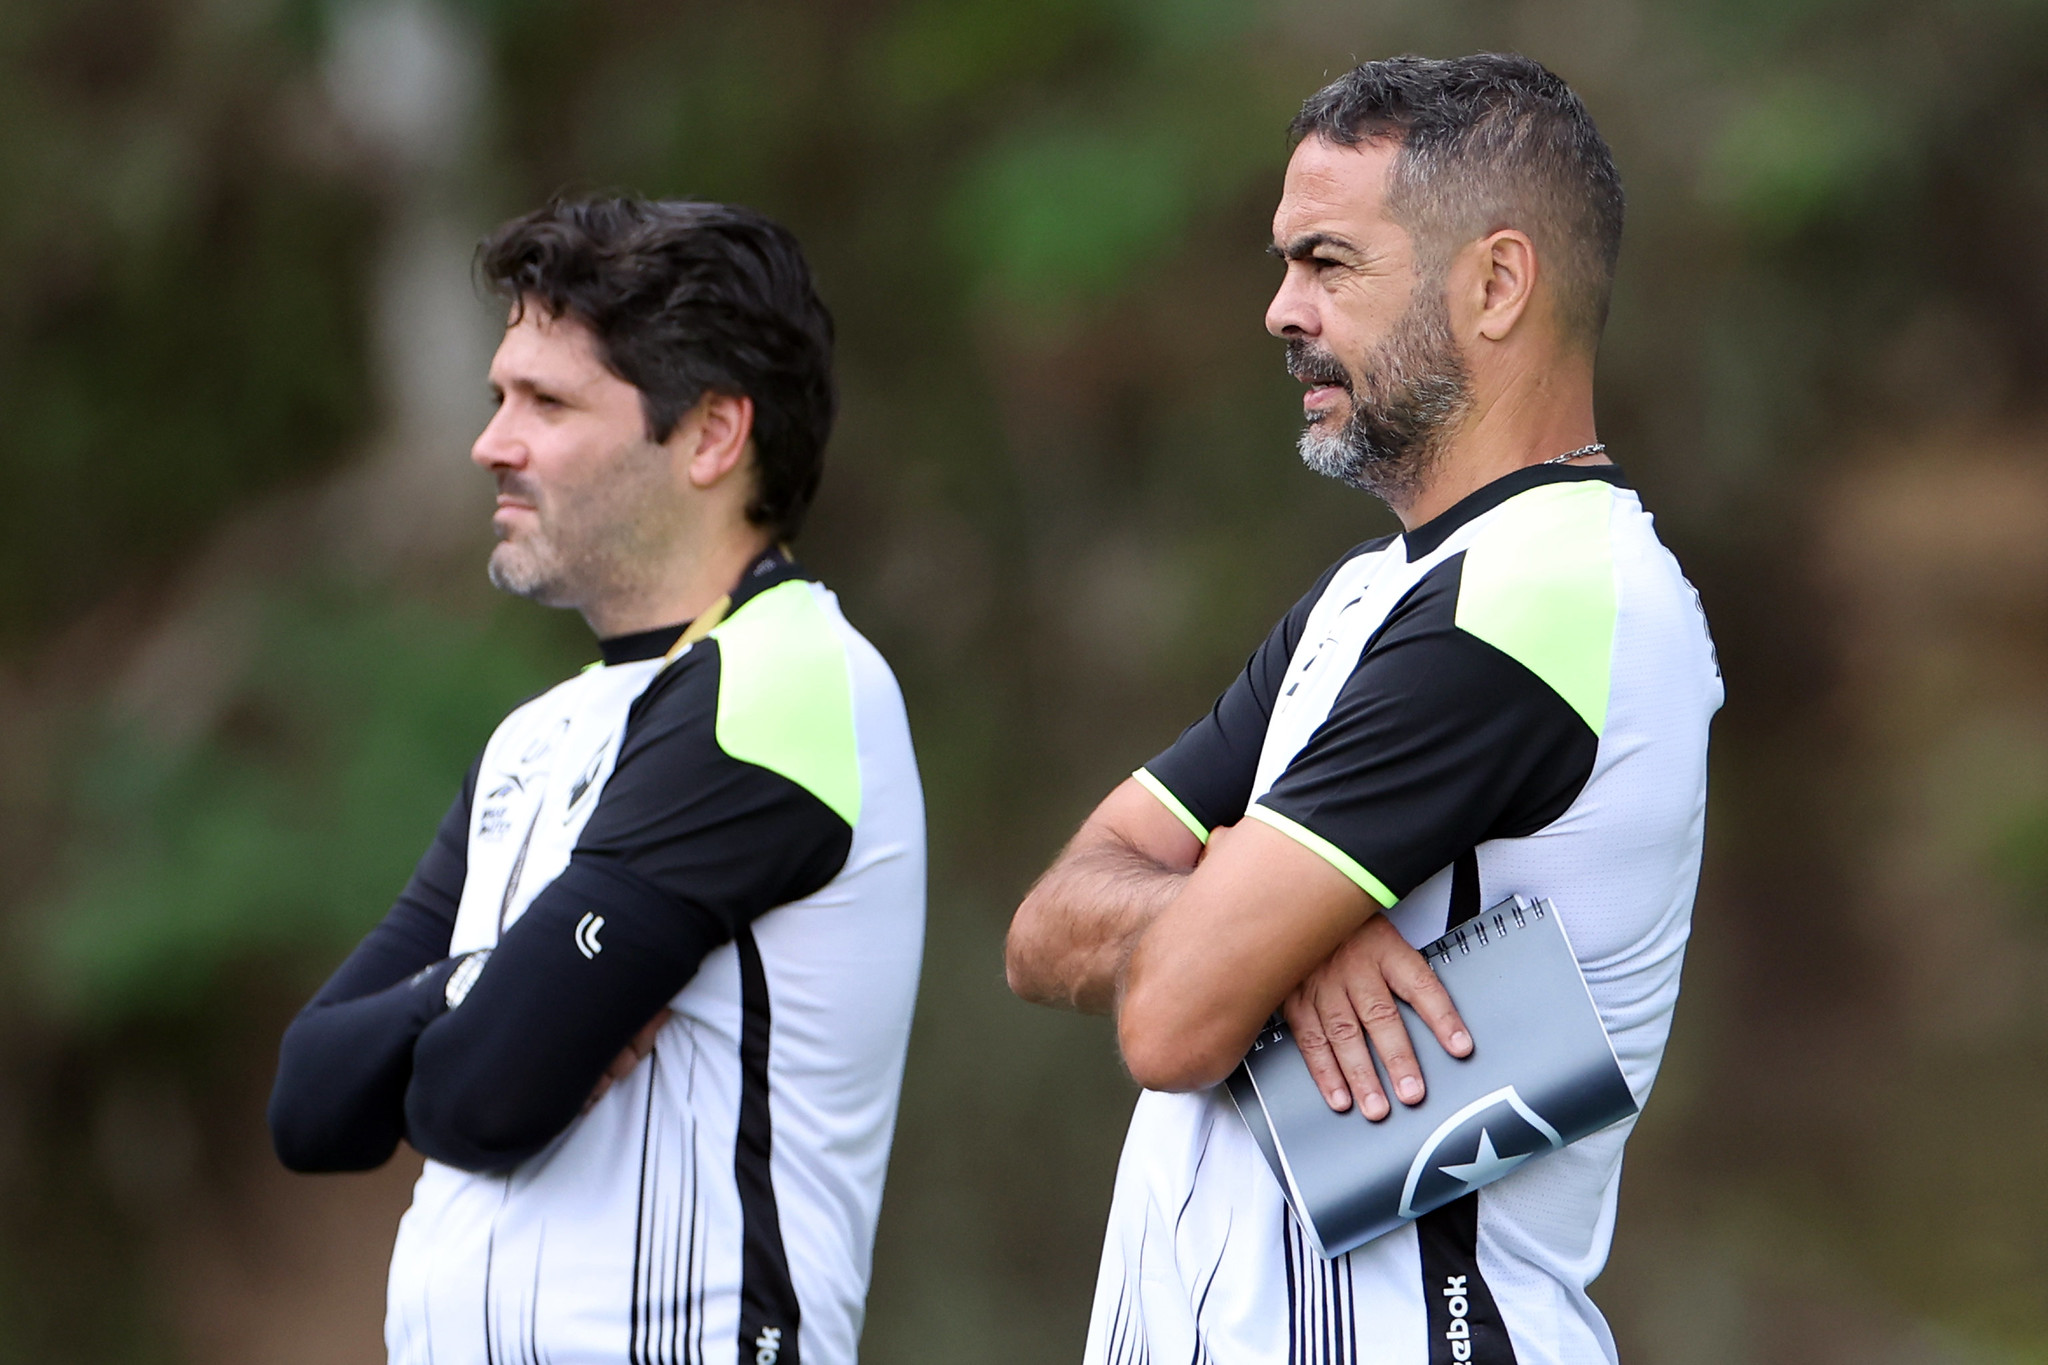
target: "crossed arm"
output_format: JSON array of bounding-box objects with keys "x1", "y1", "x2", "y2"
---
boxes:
[
  {"x1": 268, "y1": 852, "x2": 704, "y2": 1174},
  {"x1": 1007, "y1": 777, "x2": 1470, "y2": 1117},
  {"x1": 270, "y1": 659, "x2": 852, "y2": 1174}
]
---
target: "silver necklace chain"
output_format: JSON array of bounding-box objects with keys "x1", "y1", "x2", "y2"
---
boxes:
[{"x1": 1540, "y1": 442, "x2": 1607, "y2": 466}]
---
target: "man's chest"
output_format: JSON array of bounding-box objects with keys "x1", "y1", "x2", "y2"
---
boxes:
[
  {"x1": 1250, "y1": 547, "x2": 1427, "y2": 801},
  {"x1": 450, "y1": 659, "x2": 668, "y2": 954}
]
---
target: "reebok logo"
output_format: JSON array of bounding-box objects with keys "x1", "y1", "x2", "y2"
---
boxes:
[
  {"x1": 752, "y1": 1325, "x2": 783, "y2": 1365},
  {"x1": 1442, "y1": 1275, "x2": 1472, "y2": 1361}
]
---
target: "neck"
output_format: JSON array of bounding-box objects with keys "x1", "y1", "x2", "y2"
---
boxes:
[
  {"x1": 578, "y1": 523, "x2": 777, "y2": 639},
  {"x1": 1387, "y1": 355, "x2": 1602, "y2": 531}
]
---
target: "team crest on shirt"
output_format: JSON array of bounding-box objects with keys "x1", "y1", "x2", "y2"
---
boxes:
[{"x1": 1398, "y1": 1086, "x2": 1563, "y2": 1218}]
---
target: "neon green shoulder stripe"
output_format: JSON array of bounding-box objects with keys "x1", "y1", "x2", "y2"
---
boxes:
[
  {"x1": 1453, "y1": 480, "x2": 1618, "y2": 736},
  {"x1": 1133, "y1": 768, "x2": 1209, "y2": 844},
  {"x1": 1246, "y1": 805, "x2": 1396, "y2": 908},
  {"x1": 708, "y1": 580, "x2": 861, "y2": 827}
]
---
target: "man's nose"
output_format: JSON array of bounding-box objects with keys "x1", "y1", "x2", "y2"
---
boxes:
[
  {"x1": 471, "y1": 407, "x2": 522, "y2": 471},
  {"x1": 1266, "y1": 271, "x2": 1318, "y2": 340}
]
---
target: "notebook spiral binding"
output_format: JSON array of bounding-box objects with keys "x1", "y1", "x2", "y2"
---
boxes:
[
  {"x1": 1251, "y1": 895, "x2": 1548, "y2": 1052},
  {"x1": 1426, "y1": 893, "x2": 1542, "y2": 969}
]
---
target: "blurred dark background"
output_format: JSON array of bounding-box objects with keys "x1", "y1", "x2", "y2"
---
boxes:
[{"x1": 4, "y1": 0, "x2": 2048, "y2": 1360}]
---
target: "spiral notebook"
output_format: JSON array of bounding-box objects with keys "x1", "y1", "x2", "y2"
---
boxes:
[{"x1": 1225, "y1": 895, "x2": 1638, "y2": 1259}]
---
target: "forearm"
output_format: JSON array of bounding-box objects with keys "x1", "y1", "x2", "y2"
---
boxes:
[
  {"x1": 269, "y1": 958, "x2": 459, "y2": 1172},
  {"x1": 404, "y1": 857, "x2": 719, "y2": 1173},
  {"x1": 1118, "y1": 819, "x2": 1379, "y2": 1092},
  {"x1": 268, "y1": 870, "x2": 462, "y2": 1173},
  {"x1": 1007, "y1": 777, "x2": 1206, "y2": 1014},
  {"x1": 1006, "y1": 835, "x2": 1189, "y2": 1014}
]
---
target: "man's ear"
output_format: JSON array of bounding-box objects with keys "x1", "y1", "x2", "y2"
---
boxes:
[
  {"x1": 1461, "y1": 228, "x2": 1539, "y2": 343},
  {"x1": 673, "y1": 391, "x2": 756, "y2": 490}
]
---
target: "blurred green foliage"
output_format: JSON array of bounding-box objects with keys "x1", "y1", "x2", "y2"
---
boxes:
[
  {"x1": 35, "y1": 588, "x2": 562, "y2": 1022},
  {"x1": 0, "y1": 2, "x2": 377, "y2": 647},
  {"x1": 1703, "y1": 79, "x2": 1906, "y2": 235}
]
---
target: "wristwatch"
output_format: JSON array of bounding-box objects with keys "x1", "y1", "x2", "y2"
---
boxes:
[{"x1": 444, "y1": 949, "x2": 492, "y2": 1010}]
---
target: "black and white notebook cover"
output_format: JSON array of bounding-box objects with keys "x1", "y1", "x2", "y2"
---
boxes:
[{"x1": 1226, "y1": 896, "x2": 1638, "y2": 1259}]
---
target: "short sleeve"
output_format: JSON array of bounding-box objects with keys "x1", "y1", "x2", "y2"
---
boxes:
[
  {"x1": 1249, "y1": 555, "x2": 1600, "y2": 906},
  {"x1": 574, "y1": 638, "x2": 854, "y2": 928},
  {"x1": 1139, "y1": 542, "x2": 1386, "y2": 840}
]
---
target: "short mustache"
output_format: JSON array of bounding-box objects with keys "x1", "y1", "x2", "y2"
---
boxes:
[
  {"x1": 496, "y1": 473, "x2": 540, "y2": 504},
  {"x1": 1285, "y1": 340, "x2": 1351, "y2": 390}
]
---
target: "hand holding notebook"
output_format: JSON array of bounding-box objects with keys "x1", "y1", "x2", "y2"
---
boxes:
[
  {"x1": 1227, "y1": 896, "x2": 1639, "y2": 1258},
  {"x1": 1284, "y1": 910, "x2": 1476, "y2": 1120}
]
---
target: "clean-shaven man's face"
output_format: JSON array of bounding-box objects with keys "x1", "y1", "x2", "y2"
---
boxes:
[
  {"x1": 471, "y1": 306, "x2": 682, "y2": 612},
  {"x1": 1264, "y1": 135, "x2": 1472, "y2": 505}
]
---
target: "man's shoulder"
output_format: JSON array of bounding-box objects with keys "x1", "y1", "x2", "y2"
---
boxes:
[
  {"x1": 1442, "y1": 478, "x2": 1622, "y2": 735},
  {"x1": 705, "y1": 579, "x2": 873, "y2": 829}
]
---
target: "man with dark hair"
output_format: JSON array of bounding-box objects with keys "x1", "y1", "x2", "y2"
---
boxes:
[
  {"x1": 1007, "y1": 55, "x2": 1718, "y2": 1364},
  {"x1": 269, "y1": 197, "x2": 925, "y2": 1365}
]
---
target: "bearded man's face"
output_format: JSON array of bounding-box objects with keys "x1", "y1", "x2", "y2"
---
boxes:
[
  {"x1": 471, "y1": 307, "x2": 681, "y2": 613},
  {"x1": 1264, "y1": 135, "x2": 1473, "y2": 507},
  {"x1": 1286, "y1": 279, "x2": 1471, "y2": 504}
]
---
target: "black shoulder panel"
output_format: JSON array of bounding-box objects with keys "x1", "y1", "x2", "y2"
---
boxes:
[
  {"x1": 1143, "y1": 539, "x2": 1393, "y2": 834},
  {"x1": 1258, "y1": 555, "x2": 1598, "y2": 901}
]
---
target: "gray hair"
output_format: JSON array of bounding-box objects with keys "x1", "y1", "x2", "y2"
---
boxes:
[{"x1": 1291, "y1": 54, "x2": 1625, "y2": 350}]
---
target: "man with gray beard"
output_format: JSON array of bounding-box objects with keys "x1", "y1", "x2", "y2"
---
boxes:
[{"x1": 1007, "y1": 55, "x2": 1720, "y2": 1364}]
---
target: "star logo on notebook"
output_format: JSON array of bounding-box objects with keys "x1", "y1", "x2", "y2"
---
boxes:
[{"x1": 1398, "y1": 1086, "x2": 1564, "y2": 1219}]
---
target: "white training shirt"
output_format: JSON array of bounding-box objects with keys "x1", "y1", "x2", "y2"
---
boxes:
[
  {"x1": 1094, "y1": 465, "x2": 1721, "y2": 1365},
  {"x1": 383, "y1": 569, "x2": 926, "y2": 1365}
]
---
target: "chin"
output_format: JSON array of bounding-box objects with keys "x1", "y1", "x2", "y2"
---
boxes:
[{"x1": 487, "y1": 546, "x2": 551, "y2": 601}]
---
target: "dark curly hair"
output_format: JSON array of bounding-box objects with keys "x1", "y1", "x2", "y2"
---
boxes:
[
  {"x1": 477, "y1": 196, "x2": 836, "y2": 541},
  {"x1": 1292, "y1": 54, "x2": 1625, "y2": 350}
]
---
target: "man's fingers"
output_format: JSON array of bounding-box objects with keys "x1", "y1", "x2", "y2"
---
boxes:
[
  {"x1": 1315, "y1": 989, "x2": 1389, "y2": 1121},
  {"x1": 1351, "y1": 986, "x2": 1426, "y2": 1108},
  {"x1": 1384, "y1": 946, "x2": 1473, "y2": 1058},
  {"x1": 1283, "y1": 991, "x2": 1354, "y2": 1113}
]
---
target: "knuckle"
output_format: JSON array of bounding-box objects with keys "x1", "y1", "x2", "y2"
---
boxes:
[
  {"x1": 1359, "y1": 997, "x2": 1404, "y2": 1028},
  {"x1": 1321, "y1": 1016, "x2": 1363, "y2": 1044},
  {"x1": 1387, "y1": 952, "x2": 1433, "y2": 986}
]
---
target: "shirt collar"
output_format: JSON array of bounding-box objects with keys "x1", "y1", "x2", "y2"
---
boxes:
[
  {"x1": 594, "y1": 545, "x2": 805, "y2": 665},
  {"x1": 1400, "y1": 463, "x2": 1629, "y2": 562}
]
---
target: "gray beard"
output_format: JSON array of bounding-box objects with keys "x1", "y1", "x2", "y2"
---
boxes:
[
  {"x1": 487, "y1": 540, "x2": 564, "y2": 602},
  {"x1": 1292, "y1": 286, "x2": 1471, "y2": 506}
]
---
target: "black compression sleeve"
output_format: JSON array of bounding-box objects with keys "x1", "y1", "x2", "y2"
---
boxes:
[
  {"x1": 267, "y1": 759, "x2": 476, "y2": 1173},
  {"x1": 269, "y1": 960, "x2": 458, "y2": 1172},
  {"x1": 403, "y1": 855, "x2": 729, "y2": 1173}
]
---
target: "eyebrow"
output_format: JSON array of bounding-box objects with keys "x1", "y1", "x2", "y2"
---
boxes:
[{"x1": 1267, "y1": 232, "x2": 1363, "y2": 262}]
